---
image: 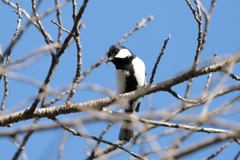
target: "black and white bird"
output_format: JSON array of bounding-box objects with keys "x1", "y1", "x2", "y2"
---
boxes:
[{"x1": 106, "y1": 45, "x2": 146, "y2": 141}]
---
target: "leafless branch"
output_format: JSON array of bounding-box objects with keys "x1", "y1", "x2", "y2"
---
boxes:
[
  {"x1": 220, "y1": 69, "x2": 240, "y2": 81},
  {"x1": 185, "y1": 0, "x2": 203, "y2": 70},
  {"x1": 10, "y1": 138, "x2": 28, "y2": 160},
  {"x1": 0, "y1": 2, "x2": 22, "y2": 81},
  {"x1": 167, "y1": 88, "x2": 201, "y2": 104},
  {"x1": 8, "y1": 43, "x2": 60, "y2": 66},
  {"x1": 117, "y1": 15, "x2": 154, "y2": 45},
  {"x1": 0, "y1": 76, "x2": 8, "y2": 116},
  {"x1": 174, "y1": 133, "x2": 240, "y2": 159},
  {"x1": 234, "y1": 150, "x2": 240, "y2": 160},
  {"x1": 51, "y1": 117, "x2": 147, "y2": 160},
  {"x1": 31, "y1": 0, "x2": 55, "y2": 57},
  {"x1": 202, "y1": 139, "x2": 233, "y2": 160},
  {"x1": 57, "y1": 0, "x2": 89, "y2": 58},
  {"x1": 51, "y1": 20, "x2": 74, "y2": 36},
  {"x1": 149, "y1": 34, "x2": 170, "y2": 84},
  {"x1": 55, "y1": 0, "x2": 63, "y2": 45},
  {"x1": 199, "y1": 0, "x2": 216, "y2": 52},
  {"x1": 12, "y1": 118, "x2": 39, "y2": 160},
  {"x1": 66, "y1": 0, "x2": 83, "y2": 104},
  {"x1": 57, "y1": 130, "x2": 68, "y2": 160},
  {"x1": 0, "y1": 52, "x2": 239, "y2": 127}
]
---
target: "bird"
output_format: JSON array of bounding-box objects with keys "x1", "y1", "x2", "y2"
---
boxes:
[{"x1": 106, "y1": 45, "x2": 146, "y2": 141}]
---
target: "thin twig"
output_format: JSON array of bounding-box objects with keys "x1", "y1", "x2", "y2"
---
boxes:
[
  {"x1": 0, "y1": 2, "x2": 22, "y2": 80},
  {"x1": 51, "y1": 117, "x2": 147, "y2": 160},
  {"x1": 167, "y1": 88, "x2": 201, "y2": 104},
  {"x1": 199, "y1": 0, "x2": 216, "y2": 52},
  {"x1": 55, "y1": 0, "x2": 63, "y2": 45},
  {"x1": 117, "y1": 15, "x2": 154, "y2": 45},
  {"x1": 51, "y1": 20, "x2": 74, "y2": 36},
  {"x1": 185, "y1": 0, "x2": 203, "y2": 71},
  {"x1": 10, "y1": 138, "x2": 28, "y2": 160},
  {"x1": 5, "y1": 2, "x2": 22, "y2": 58},
  {"x1": 182, "y1": 77, "x2": 194, "y2": 108},
  {"x1": 233, "y1": 138, "x2": 240, "y2": 145},
  {"x1": 202, "y1": 139, "x2": 233, "y2": 160},
  {"x1": 57, "y1": 131, "x2": 68, "y2": 160},
  {"x1": 88, "y1": 108, "x2": 123, "y2": 159},
  {"x1": 2, "y1": 0, "x2": 68, "y2": 57},
  {"x1": 234, "y1": 150, "x2": 240, "y2": 160},
  {"x1": 220, "y1": 69, "x2": 240, "y2": 81},
  {"x1": 202, "y1": 53, "x2": 217, "y2": 99},
  {"x1": 57, "y1": 0, "x2": 89, "y2": 58},
  {"x1": 12, "y1": 118, "x2": 39, "y2": 160},
  {"x1": 31, "y1": 0, "x2": 55, "y2": 57},
  {"x1": 174, "y1": 133, "x2": 239, "y2": 159},
  {"x1": 66, "y1": 0, "x2": 83, "y2": 104},
  {"x1": 0, "y1": 2, "x2": 22, "y2": 114},
  {"x1": 8, "y1": 43, "x2": 60, "y2": 65},
  {"x1": 0, "y1": 44, "x2": 3, "y2": 63},
  {"x1": 0, "y1": 76, "x2": 8, "y2": 116},
  {"x1": 149, "y1": 34, "x2": 170, "y2": 84},
  {"x1": 101, "y1": 108, "x2": 234, "y2": 135}
]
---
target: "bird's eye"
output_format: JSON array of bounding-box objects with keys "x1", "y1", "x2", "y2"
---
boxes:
[{"x1": 115, "y1": 49, "x2": 119, "y2": 53}]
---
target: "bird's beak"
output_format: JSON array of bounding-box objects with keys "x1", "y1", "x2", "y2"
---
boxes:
[{"x1": 106, "y1": 57, "x2": 113, "y2": 66}]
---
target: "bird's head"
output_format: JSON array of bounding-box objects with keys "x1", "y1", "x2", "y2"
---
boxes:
[{"x1": 106, "y1": 45, "x2": 132, "y2": 66}]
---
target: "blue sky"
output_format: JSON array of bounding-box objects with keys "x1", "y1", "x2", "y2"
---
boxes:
[{"x1": 0, "y1": 0, "x2": 240, "y2": 160}]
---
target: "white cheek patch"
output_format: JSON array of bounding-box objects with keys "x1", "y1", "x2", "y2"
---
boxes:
[{"x1": 115, "y1": 49, "x2": 132, "y2": 58}]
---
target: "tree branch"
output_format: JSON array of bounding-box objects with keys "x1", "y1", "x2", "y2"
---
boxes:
[
  {"x1": 149, "y1": 34, "x2": 170, "y2": 84},
  {"x1": 0, "y1": 53, "x2": 239, "y2": 126}
]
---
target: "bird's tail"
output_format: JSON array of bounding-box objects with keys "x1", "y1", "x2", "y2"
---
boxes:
[{"x1": 118, "y1": 120, "x2": 133, "y2": 141}]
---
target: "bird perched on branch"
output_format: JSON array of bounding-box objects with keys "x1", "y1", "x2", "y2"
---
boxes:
[{"x1": 106, "y1": 45, "x2": 146, "y2": 141}]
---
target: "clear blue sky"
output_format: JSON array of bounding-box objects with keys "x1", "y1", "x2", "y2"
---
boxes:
[{"x1": 0, "y1": 0, "x2": 240, "y2": 159}]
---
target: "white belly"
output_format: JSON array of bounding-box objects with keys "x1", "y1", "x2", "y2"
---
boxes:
[{"x1": 116, "y1": 70, "x2": 129, "y2": 94}]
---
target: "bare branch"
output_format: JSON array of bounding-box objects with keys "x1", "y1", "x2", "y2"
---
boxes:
[
  {"x1": 174, "y1": 133, "x2": 239, "y2": 159},
  {"x1": 185, "y1": 0, "x2": 203, "y2": 70},
  {"x1": 202, "y1": 139, "x2": 233, "y2": 160},
  {"x1": 31, "y1": 0, "x2": 55, "y2": 57},
  {"x1": 102, "y1": 108, "x2": 235, "y2": 135},
  {"x1": 199, "y1": 0, "x2": 216, "y2": 52},
  {"x1": 220, "y1": 69, "x2": 240, "y2": 81},
  {"x1": 89, "y1": 108, "x2": 123, "y2": 159},
  {"x1": 202, "y1": 53, "x2": 217, "y2": 99},
  {"x1": 12, "y1": 118, "x2": 39, "y2": 160},
  {"x1": 10, "y1": 138, "x2": 28, "y2": 160},
  {"x1": 234, "y1": 150, "x2": 240, "y2": 160},
  {"x1": 66, "y1": 0, "x2": 83, "y2": 104},
  {"x1": 55, "y1": 0, "x2": 63, "y2": 45},
  {"x1": 1, "y1": 53, "x2": 240, "y2": 127},
  {"x1": 0, "y1": 2, "x2": 22, "y2": 81},
  {"x1": 57, "y1": 0, "x2": 89, "y2": 58},
  {"x1": 57, "y1": 131, "x2": 68, "y2": 160},
  {"x1": 51, "y1": 20, "x2": 74, "y2": 36},
  {"x1": 5, "y1": 2, "x2": 22, "y2": 58},
  {"x1": 117, "y1": 15, "x2": 154, "y2": 45},
  {"x1": 51, "y1": 117, "x2": 147, "y2": 160},
  {"x1": 0, "y1": 76, "x2": 8, "y2": 116},
  {"x1": 8, "y1": 43, "x2": 60, "y2": 66},
  {"x1": 149, "y1": 34, "x2": 170, "y2": 84},
  {"x1": 167, "y1": 88, "x2": 201, "y2": 104},
  {"x1": 2, "y1": 0, "x2": 70, "y2": 57}
]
